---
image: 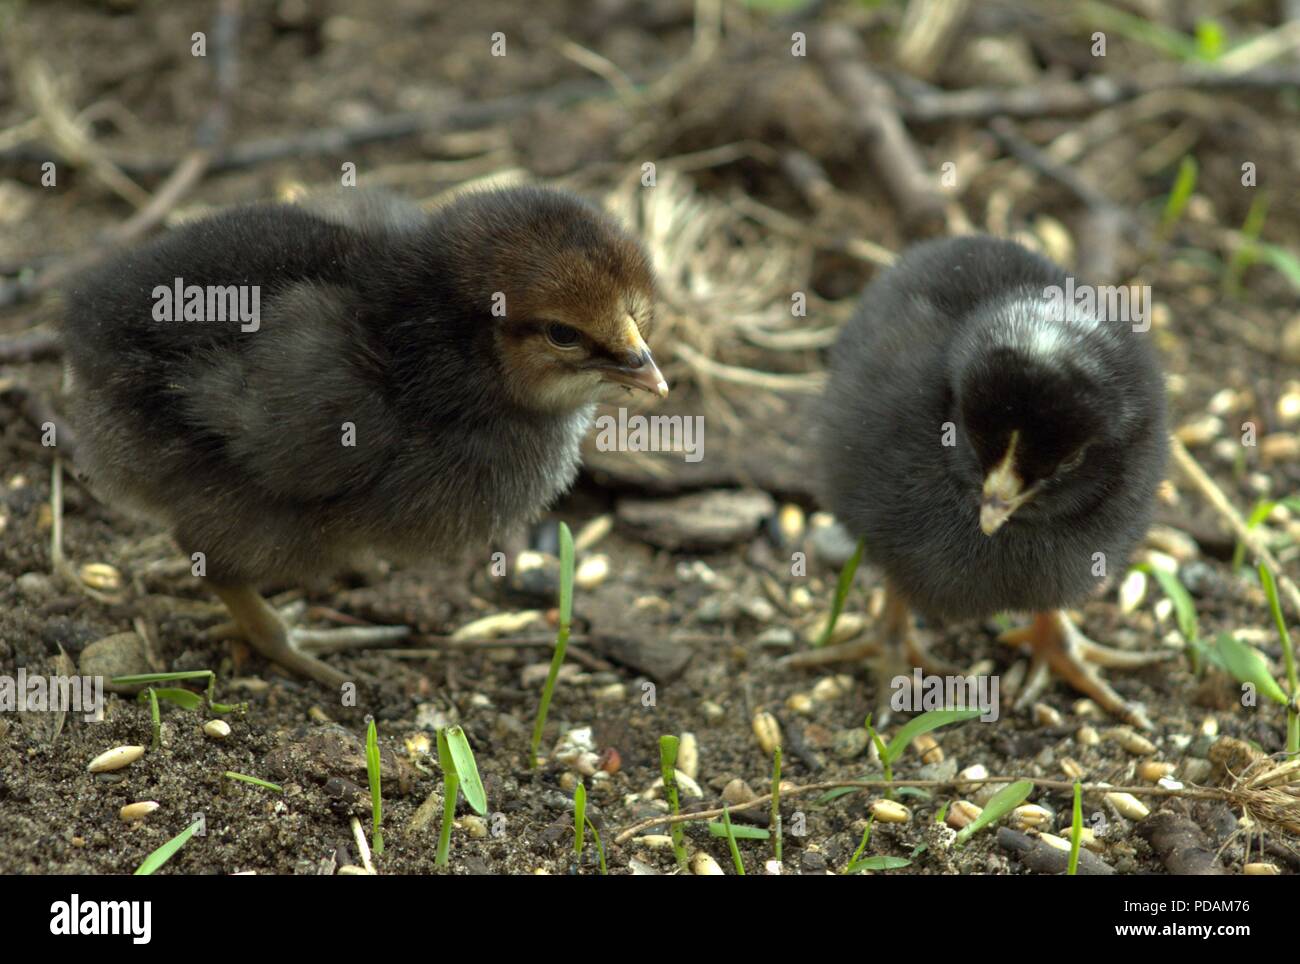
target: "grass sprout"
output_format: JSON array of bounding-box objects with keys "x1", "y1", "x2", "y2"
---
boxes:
[
  {"x1": 954, "y1": 779, "x2": 1033, "y2": 846},
  {"x1": 366, "y1": 716, "x2": 383, "y2": 855},
  {"x1": 815, "y1": 537, "x2": 864, "y2": 647},
  {"x1": 435, "y1": 725, "x2": 487, "y2": 868},
  {"x1": 720, "y1": 806, "x2": 746, "y2": 875},
  {"x1": 659, "y1": 735, "x2": 689, "y2": 871},
  {"x1": 1068, "y1": 782, "x2": 1083, "y2": 876},
  {"x1": 530, "y1": 520, "x2": 574, "y2": 768},
  {"x1": 134, "y1": 818, "x2": 203, "y2": 876}
]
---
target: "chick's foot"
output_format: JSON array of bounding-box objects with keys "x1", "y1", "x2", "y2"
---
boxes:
[
  {"x1": 209, "y1": 582, "x2": 409, "y2": 687},
  {"x1": 999, "y1": 610, "x2": 1170, "y2": 730}
]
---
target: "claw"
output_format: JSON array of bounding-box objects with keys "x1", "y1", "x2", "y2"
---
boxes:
[{"x1": 999, "y1": 610, "x2": 1167, "y2": 729}]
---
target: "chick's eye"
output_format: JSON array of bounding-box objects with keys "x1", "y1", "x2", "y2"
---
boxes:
[{"x1": 545, "y1": 323, "x2": 582, "y2": 349}]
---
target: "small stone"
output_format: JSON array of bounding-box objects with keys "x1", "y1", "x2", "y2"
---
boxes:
[
  {"x1": 508, "y1": 551, "x2": 560, "y2": 599},
  {"x1": 722, "y1": 778, "x2": 759, "y2": 809},
  {"x1": 16, "y1": 571, "x2": 54, "y2": 599},
  {"x1": 833, "y1": 727, "x2": 871, "y2": 760},
  {"x1": 807, "y1": 513, "x2": 858, "y2": 567},
  {"x1": 79, "y1": 633, "x2": 152, "y2": 693},
  {"x1": 617, "y1": 489, "x2": 776, "y2": 551}
]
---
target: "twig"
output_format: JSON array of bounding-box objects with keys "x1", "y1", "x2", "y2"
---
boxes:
[
  {"x1": 1169, "y1": 436, "x2": 1300, "y2": 620},
  {"x1": 816, "y1": 24, "x2": 947, "y2": 233},
  {"x1": 899, "y1": 66, "x2": 1300, "y2": 123}
]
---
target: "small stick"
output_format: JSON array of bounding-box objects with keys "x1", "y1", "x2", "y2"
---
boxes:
[{"x1": 1169, "y1": 436, "x2": 1300, "y2": 620}]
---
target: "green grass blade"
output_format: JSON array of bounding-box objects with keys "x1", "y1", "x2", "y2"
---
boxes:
[
  {"x1": 1213, "y1": 632, "x2": 1287, "y2": 705},
  {"x1": 222, "y1": 771, "x2": 283, "y2": 792},
  {"x1": 1067, "y1": 782, "x2": 1083, "y2": 876},
  {"x1": 134, "y1": 819, "x2": 203, "y2": 875},
  {"x1": 708, "y1": 821, "x2": 770, "y2": 840},
  {"x1": 444, "y1": 725, "x2": 487, "y2": 815},
  {"x1": 1160, "y1": 156, "x2": 1198, "y2": 238},
  {"x1": 529, "y1": 521, "x2": 575, "y2": 768},
  {"x1": 365, "y1": 717, "x2": 383, "y2": 855},
  {"x1": 574, "y1": 780, "x2": 587, "y2": 857},
  {"x1": 816, "y1": 537, "x2": 864, "y2": 647},
  {"x1": 720, "y1": 806, "x2": 746, "y2": 875},
  {"x1": 954, "y1": 780, "x2": 1034, "y2": 846},
  {"x1": 883, "y1": 709, "x2": 981, "y2": 766}
]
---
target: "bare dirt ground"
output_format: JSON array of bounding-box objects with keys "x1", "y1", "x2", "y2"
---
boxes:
[{"x1": 1, "y1": 0, "x2": 1299, "y2": 875}]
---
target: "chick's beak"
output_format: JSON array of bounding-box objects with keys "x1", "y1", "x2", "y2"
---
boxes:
[
  {"x1": 979, "y1": 433, "x2": 1030, "y2": 536},
  {"x1": 601, "y1": 316, "x2": 669, "y2": 398}
]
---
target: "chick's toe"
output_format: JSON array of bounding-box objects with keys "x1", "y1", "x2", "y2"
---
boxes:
[{"x1": 1000, "y1": 610, "x2": 1171, "y2": 730}]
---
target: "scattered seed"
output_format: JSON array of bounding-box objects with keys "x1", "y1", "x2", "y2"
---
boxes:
[
  {"x1": 202, "y1": 719, "x2": 231, "y2": 740},
  {"x1": 946, "y1": 800, "x2": 982, "y2": 829},
  {"x1": 87, "y1": 745, "x2": 144, "y2": 773},
  {"x1": 1104, "y1": 790, "x2": 1149, "y2": 821},
  {"x1": 913, "y1": 733, "x2": 943, "y2": 764},
  {"x1": 1076, "y1": 725, "x2": 1100, "y2": 747},
  {"x1": 1105, "y1": 726, "x2": 1157, "y2": 756},
  {"x1": 573, "y1": 514, "x2": 613, "y2": 552},
  {"x1": 1060, "y1": 757, "x2": 1085, "y2": 779},
  {"x1": 690, "y1": 852, "x2": 725, "y2": 875},
  {"x1": 701, "y1": 700, "x2": 726, "y2": 722},
  {"x1": 785, "y1": 692, "x2": 814, "y2": 716},
  {"x1": 1033, "y1": 703, "x2": 1063, "y2": 727},
  {"x1": 1118, "y1": 569, "x2": 1147, "y2": 614},
  {"x1": 574, "y1": 555, "x2": 610, "y2": 590},
  {"x1": 1072, "y1": 698, "x2": 1102, "y2": 719},
  {"x1": 802, "y1": 612, "x2": 865, "y2": 647},
  {"x1": 1010, "y1": 803, "x2": 1054, "y2": 830},
  {"x1": 752, "y1": 711, "x2": 782, "y2": 755},
  {"x1": 79, "y1": 563, "x2": 123, "y2": 592},
  {"x1": 958, "y1": 763, "x2": 988, "y2": 790},
  {"x1": 1035, "y1": 832, "x2": 1071, "y2": 852},
  {"x1": 634, "y1": 834, "x2": 675, "y2": 849},
  {"x1": 1138, "y1": 761, "x2": 1175, "y2": 783},
  {"x1": 451, "y1": 609, "x2": 544, "y2": 641},
  {"x1": 870, "y1": 799, "x2": 911, "y2": 823},
  {"x1": 1243, "y1": 862, "x2": 1280, "y2": 876},
  {"x1": 811, "y1": 674, "x2": 854, "y2": 703},
  {"x1": 677, "y1": 732, "x2": 699, "y2": 780},
  {"x1": 119, "y1": 801, "x2": 159, "y2": 822}
]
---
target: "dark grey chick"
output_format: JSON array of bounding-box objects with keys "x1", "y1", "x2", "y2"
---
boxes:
[
  {"x1": 794, "y1": 235, "x2": 1169, "y2": 728},
  {"x1": 63, "y1": 187, "x2": 667, "y2": 687}
]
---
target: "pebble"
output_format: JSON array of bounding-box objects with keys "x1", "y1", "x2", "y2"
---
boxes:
[
  {"x1": 202, "y1": 719, "x2": 232, "y2": 739},
  {"x1": 832, "y1": 727, "x2": 870, "y2": 760},
  {"x1": 79, "y1": 633, "x2": 153, "y2": 693},
  {"x1": 807, "y1": 513, "x2": 858, "y2": 567},
  {"x1": 722, "y1": 778, "x2": 759, "y2": 808},
  {"x1": 16, "y1": 571, "x2": 54, "y2": 599},
  {"x1": 617, "y1": 488, "x2": 776, "y2": 551},
  {"x1": 958, "y1": 764, "x2": 989, "y2": 790},
  {"x1": 756, "y1": 628, "x2": 797, "y2": 651},
  {"x1": 88, "y1": 745, "x2": 145, "y2": 773}
]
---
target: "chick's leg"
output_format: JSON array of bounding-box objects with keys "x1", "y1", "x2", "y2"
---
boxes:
[
  {"x1": 784, "y1": 582, "x2": 956, "y2": 673},
  {"x1": 999, "y1": 610, "x2": 1170, "y2": 730},
  {"x1": 208, "y1": 582, "x2": 409, "y2": 688}
]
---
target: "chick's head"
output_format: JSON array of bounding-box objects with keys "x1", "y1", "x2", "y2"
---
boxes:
[{"x1": 440, "y1": 187, "x2": 665, "y2": 414}]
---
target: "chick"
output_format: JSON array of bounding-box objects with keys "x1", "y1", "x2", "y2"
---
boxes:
[
  {"x1": 63, "y1": 186, "x2": 667, "y2": 687},
  {"x1": 797, "y1": 235, "x2": 1169, "y2": 728}
]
